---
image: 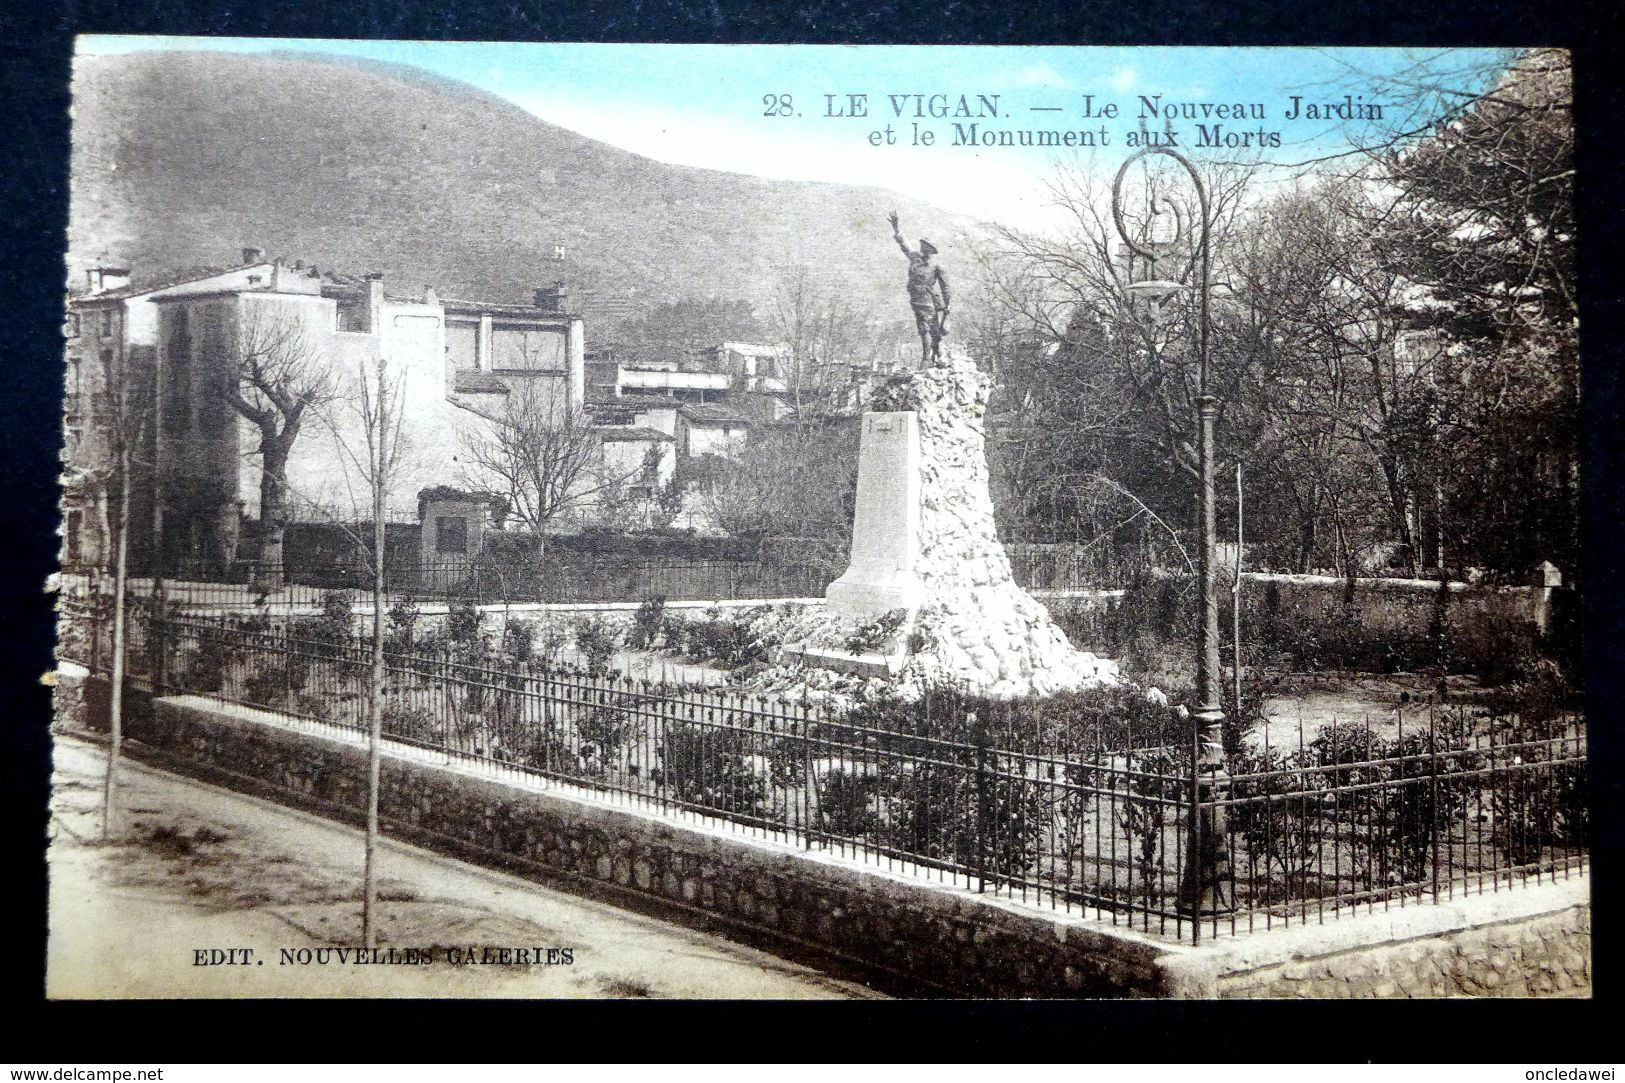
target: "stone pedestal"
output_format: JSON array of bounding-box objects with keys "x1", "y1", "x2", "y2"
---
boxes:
[
  {"x1": 808, "y1": 354, "x2": 1118, "y2": 698},
  {"x1": 826, "y1": 411, "x2": 925, "y2": 622}
]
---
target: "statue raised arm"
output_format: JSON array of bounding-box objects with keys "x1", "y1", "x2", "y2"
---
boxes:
[
  {"x1": 888, "y1": 210, "x2": 915, "y2": 258},
  {"x1": 889, "y1": 209, "x2": 950, "y2": 364}
]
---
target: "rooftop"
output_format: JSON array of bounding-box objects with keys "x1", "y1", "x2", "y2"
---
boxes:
[
  {"x1": 453, "y1": 371, "x2": 510, "y2": 394},
  {"x1": 678, "y1": 402, "x2": 752, "y2": 425},
  {"x1": 71, "y1": 256, "x2": 576, "y2": 317},
  {"x1": 598, "y1": 426, "x2": 675, "y2": 443},
  {"x1": 70, "y1": 263, "x2": 249, "y2": 304},
  {"x1": 440, "y1": 297, "x2": 577, "y2": 320}
]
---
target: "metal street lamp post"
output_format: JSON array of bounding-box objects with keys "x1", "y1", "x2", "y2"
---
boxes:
[{"x1": 1110, "y1": 147, "x2": 1232, "y2": 918}]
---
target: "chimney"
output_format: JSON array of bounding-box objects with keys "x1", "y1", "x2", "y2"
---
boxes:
[
  {"x1": 534, "y1": 280, "x2": 568, "y2": 314},
  {"x1": 424, "y1": 285, "x2": 440, "y2": 306},
  {"x1": 366, "y1": 272, "x2": 385, "y2": 333},
  {"x1": 242, "y1": 246, "x2": 266, "y2": 265}
]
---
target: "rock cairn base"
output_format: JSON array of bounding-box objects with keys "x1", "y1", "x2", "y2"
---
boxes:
[{"x1": 755, "y1": 354, "x2": 1118, "y2": 705}]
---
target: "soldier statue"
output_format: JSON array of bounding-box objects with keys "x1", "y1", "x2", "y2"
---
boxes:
[{"x1": 889, "y1": 210, "x2": 951, "y2": 365}]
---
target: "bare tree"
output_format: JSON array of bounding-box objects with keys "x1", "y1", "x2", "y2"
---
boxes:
[
  {"x1": 690, "y1": 425, "x2": 858, "y2": 542},
  {"x1": 768, "y1": 262, "x2": 894, "y2": 424},
  {"x1": 73, "y1": 337, "x2": 155, "y2": 839},
  {"x1": 458, "y1": 378, "x2": 637, "y2": 534},
  {"x1": 976, "y1": 156, "x2": 1261, "y2": 570},
  {"x1": 222, "y1": 303, "x2": 336, "y2": 574},
  {"x1": 314, "y1": 352, "x2": 409, "y2": 949}
]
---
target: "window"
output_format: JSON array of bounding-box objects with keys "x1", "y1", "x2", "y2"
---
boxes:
[
  {"x1": 436, "y1": 515, "x2": 468, "y2": 555},
  {"x1": 66, "y1": 312, "x2": 80, "y2": 339},
  {"x1": 491, "y1": 324, "x2": 565, "y2": 371},
  {"x1": 164, "y1": 308, "x2": 192, "y2": 436},
  {"x1": 445, "y1": 321, "x2": 479, "y2": 370},
  {"x1": 101, "y1": 309, "x2": 114, "y2": 336},
  {"x1": 197, "y1": 306, "x2": 231, "y2": 437},
  {"x1": 335, "y1": 300, "x2": 367, "y2": 333}
]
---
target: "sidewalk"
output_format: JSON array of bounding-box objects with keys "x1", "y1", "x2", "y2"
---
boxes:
[{"x1": 46, "y1": 735, "x2": 882, "y2": 1000}]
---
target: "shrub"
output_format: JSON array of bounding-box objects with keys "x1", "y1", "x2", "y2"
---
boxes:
[
  {"x1": 843, "y1": 681, "x2": 1186, "y2": 758},
  {"x1": 382, "y1": 702, "x2": 439, "y2": 745},
  {"x1": 1231, "y1": 717, "x2": 1479, "y2": 897},
  {"x1": 630, "y1": 594, "x2": 667, "y2": 650},
  {"x1": 414, "y1": 624, "x2": 449, "y2": 658},
  {"x1": 243, "y1": 657, "x2": 303, "y2": 707},
  {"x1": 289, "y1": 591, "x2": 354, "y2": 649},
  {"x1": 665, "y1": 606, "x2": 781, "y2": 669},
  {"x1": 288, "y1": 693, "x2": 334, "y2": 724},
  {"x1": 320, "y1": 589, "x2": 353, "y2": 630},
  {"x1": 500, "y1": 618, "x2": 536, "y2": 667},
  {"x1": 1553, "y1": 763, "x2": 1589, "y2": 848},
  {"x1": 574, "y1": 703, "x2": 634, "y2": 777},
  {"x1": 1227, "y1": 743, "x2": 1324, "y2": 900},
  {"x1": 179, "y1": 635, "x2": 234, "y2": 693},
  {"x1": 506, "y1": 726, "x2": 572, "y2": 775},
  {"x1": 447, "y1": 599, "x2": 484, "y2": 657},
  {"x1": 879, "y1": 743, "x2": 1052, "y2": 881},
  {"x1": 385, "y1": 597, "x2": 421, "y2": 655},
  {"x1": 658, "y1": 721, "x2": 771, "y2": 818},
  {"x1": 1479, "y1": 649, "x2": 1574, "y2": 724},
  {"x1": 817, "y1": 768, "x2": 880, "y2": 836},
  {"x1": 292, "y1": 591, "x2": 355, "y2": 650},
  {"x1": 533, "y1": 617, "x2": 570, "y2": 666},
  {"x1": 1118, "y1": 748, "x2": 1184, "y2": 901},
  {"x1": 573, "y1": 616, "x2": 620, "y2": 674},
  {"x1": 1383, "y1": 726, "x2": 1478, "y2": 882}
]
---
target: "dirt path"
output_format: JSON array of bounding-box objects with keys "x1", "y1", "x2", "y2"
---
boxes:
[{"x1": 46, "y1": 735, "x2": 882, "y2": 1000}]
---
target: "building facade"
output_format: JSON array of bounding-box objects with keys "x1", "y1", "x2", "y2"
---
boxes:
[{"x1": 67, "y1": 249, "x2": 590, "y2": 569}]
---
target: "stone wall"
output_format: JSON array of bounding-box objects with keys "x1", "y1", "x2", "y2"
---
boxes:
[
  {"x1": 1218, "y1": 902, "x2": 1591, "y2": 998},
  {"x1": 1244, "y1": 571, "x2": 1574, "y2": 643}
]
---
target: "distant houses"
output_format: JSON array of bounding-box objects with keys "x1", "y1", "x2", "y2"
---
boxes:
[
  {"x1": 63, "y1": 248, "x2": 897, "y2": 569},
  {"x1": 65, "y1": 249, "x2": 585, "y2": 567}
]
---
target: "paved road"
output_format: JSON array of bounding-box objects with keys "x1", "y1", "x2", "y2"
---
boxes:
[{"x1": 46, "y1": 735, "x2": 882, "y2": 1000}]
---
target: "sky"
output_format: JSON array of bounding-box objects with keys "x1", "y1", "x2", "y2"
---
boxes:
[{"x1": 77, "y1": 38, "x2": 1514, "y2": 233}]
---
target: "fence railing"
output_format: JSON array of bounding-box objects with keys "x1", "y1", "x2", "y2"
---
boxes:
[
  {"x1": 55, "y1": 558, "x2": 829, "y2": 613},
  {"x1": 57, "y1": 549, "x2": 1139, "y2": 613},
  {"x1": 1004, "y1": 544, "x2": 1141, "y2": 593},
  {"x1": 59, "y1": 598, "x2": 1589, "y2": 944}
]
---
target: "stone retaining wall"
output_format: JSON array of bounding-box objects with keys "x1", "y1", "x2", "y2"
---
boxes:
[{"x1": 1217, "y1": 900, "x2": 1591, "y2": 998}]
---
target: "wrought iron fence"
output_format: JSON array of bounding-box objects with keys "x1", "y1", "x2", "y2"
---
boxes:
[
  {"x1": 1211, "y1": 713, "x2": 1587, "y2": 940},
  {"x1": 61, "y1": 596, "x2": 1589, "y2": 944},
  {"x1": 1005, "y1": 544, "x2": 1134, "y2": 593},
  {"x1": 54, "y1": 558, "x2": 827, "y2": 615}
]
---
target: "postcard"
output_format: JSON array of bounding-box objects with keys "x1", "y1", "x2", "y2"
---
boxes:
[{"x1": 51, "y1": 40, "x2": 1587, "y2": 999}]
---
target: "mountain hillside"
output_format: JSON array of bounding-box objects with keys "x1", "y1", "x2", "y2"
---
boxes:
[{"x1": 69, "y1": 50, "x2": 991, "y2": 336}]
